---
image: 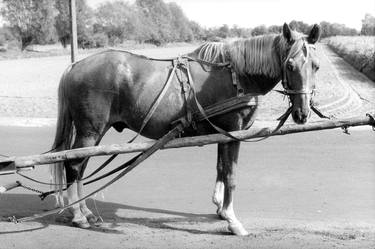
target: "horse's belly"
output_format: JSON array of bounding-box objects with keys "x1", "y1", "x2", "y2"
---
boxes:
[{"x1": 121, "y1": 87, "x2": 187, "y2": 139}]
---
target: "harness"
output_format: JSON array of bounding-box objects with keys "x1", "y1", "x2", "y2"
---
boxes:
[
  {"x1": 7, "y1": 46, "x2": 329, "y2": 223},
  {"x1": 129, "y1": 55, "x2": 259, "y2": 143}
]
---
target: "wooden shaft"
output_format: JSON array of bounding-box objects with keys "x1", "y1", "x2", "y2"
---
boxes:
[
  {"x1": 0, "y1": 114, "x2": 374, "y2": 169},
  {"x1": 0, "y1": 181, "x2": 21, "y2": 193}
]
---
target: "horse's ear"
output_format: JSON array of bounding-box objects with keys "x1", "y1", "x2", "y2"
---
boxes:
[
  {"x1": 283, "y1": 23, "x2": 292, "y2": 42},
  {"x1": 307, "y1": 24, "x2": 321, "y2": 44}
]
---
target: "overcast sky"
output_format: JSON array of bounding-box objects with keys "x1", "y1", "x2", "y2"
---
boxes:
[{"x1": 88, "y1": 0, "x2": 375, "y2": 30}]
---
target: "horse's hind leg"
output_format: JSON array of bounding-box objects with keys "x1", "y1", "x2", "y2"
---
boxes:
[
  {"x1": 66, "y1": 126, "x2": 108, "y2": 228},
  {"x1": 218, "y1": 141, "x2": 249, "y2": 236},
  {"x1": 77, "y1": 177, "x2": 98, "y2": 224}
]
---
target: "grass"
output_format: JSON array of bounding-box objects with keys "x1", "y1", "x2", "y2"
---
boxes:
[{"x1": 323, "y1": 36, "x2": 375, "y2": 81}]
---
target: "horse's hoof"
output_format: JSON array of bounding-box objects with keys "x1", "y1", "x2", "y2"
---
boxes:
[
  {"x1": 86, "y1": 214, "x2": 99, "y2": 224},
  {"x1": 228, "y1": 223, "x2": 249, "y2": 236},
  {"x1": 216, "y1": 209, "x2": 225, "y2": 220},
  {"x1": 72, "y1": 219, "x2": 90, "y2": 229}
]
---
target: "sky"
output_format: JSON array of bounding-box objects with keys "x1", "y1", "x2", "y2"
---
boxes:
[{"x1": 88, "y1": 0, "x2": 375, "y2": 30}]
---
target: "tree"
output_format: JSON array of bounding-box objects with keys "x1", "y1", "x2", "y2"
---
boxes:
[
  {"x1": 361, "y1": 13, "x2": 375, "y2": 36},
  {"x1": 251, "y1": 25, "x2": 268, "y2": 36},
  {"x1": 135, "y1": 0, "x2": 174, "y2": 44},
  {"x1": 0, "y1": 26, "x2": 17, "y2": 48},
  {"x1": 189, "y1": 21, "x2": 206, "y2": 41},
  {"x1": 168, "y1": 2, "x2": 193, "y2": 42},
  {"x1": 319, "y1": 21, "x2": 358, "y2": 38},
  {"x1": 289, "y1": 20, "x2": 311, "y2": 34},
  {"x1": 319, "y1": 21, "x2": 332, "y2": 38},
  {"x1": 1, "y1": 0, "x2": 57, "y2": 50},
  {"x1": 95, "y1": 1, "x2": 139, "y2": 44},
  {"x1": 55, "y1": 0, "x2": 94, "y2": 48},
  {"x1": 217, "y1": 24, "x2": 230, "y2": 38},
  {"x1": 268, "y1": 25, "x2": 282, "y2": 34}
]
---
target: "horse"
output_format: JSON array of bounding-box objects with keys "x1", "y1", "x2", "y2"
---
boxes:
[{"x1": 50, "y1": 23, "x2": 321, "y2": 235}]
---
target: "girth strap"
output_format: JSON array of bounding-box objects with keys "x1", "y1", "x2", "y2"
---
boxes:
[{"x1": 193, "y1": 94, "x2": 259, "y2": 122}]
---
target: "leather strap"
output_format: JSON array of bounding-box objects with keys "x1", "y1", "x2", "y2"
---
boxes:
[
  {"x1": 128, "y1": 62, "x2": 178, "y2": 143},
  {"x1": 193, "y1": 94, "x2": 258, "y2": 122}
]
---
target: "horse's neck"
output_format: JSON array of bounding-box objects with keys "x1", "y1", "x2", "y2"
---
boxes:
[
  {"x1": 240, "y1": 74, "x2": 281, "y2": 95},
  {"x1": 235, "y1": 35, "x2": 283, "y2": 95}
]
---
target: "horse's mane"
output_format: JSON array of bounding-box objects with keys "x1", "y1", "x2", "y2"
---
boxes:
[{"x1": 192, "y1": 32, "x2": 305, "y2": 78}]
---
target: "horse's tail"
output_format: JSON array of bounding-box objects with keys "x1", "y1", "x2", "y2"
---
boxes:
[{"x1": 50, "y1": 65, "x2": 74, "y2": 207}]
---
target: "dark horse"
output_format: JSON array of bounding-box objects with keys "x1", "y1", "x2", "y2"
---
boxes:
[{"x1": 51, "y1": 23, "x2": 321, "y2": 235}]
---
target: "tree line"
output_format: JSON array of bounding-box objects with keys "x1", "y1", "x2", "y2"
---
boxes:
[{"x1": 0, "y1": 0, "x2": 374, "y2": 51}]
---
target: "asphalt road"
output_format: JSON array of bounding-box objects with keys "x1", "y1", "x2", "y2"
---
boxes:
[{"x1": 0, "y1": 125, "x2": 374, "y2": 248}]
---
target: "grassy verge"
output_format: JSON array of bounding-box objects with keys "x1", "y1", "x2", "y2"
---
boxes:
[{"x1": 323, "y1": 36, "x2": 375, "y2": 81}]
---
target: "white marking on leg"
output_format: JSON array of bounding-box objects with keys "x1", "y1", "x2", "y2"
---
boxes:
[
  {"x1": 67, "y1": 181, "x2": 88, "y2": 227},
  {"x1": 53, "y1": 192, "x2": 65, "y2": 208},
  {"x1": 77, "y1": 180, "x2": 99, "y2": 223},
  {"x1": 222, "y1": 203, "x2": 249, "y2": 236},
  {"x1": 212, "y1": 181, "x2": 224, "y2": 214}
]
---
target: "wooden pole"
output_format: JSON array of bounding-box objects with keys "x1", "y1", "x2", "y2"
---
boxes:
[
  {"x1": 0, "y1": 114, "x2": 373, "y2": 171},
  {"x1": 69, "y1": 0, "x2": 78, "y2": 63}
]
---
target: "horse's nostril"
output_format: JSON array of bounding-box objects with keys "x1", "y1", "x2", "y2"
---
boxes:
[
  {"x1": 292, "y1": 109, "x2": 309, "y2": 124},
  {"x1": 295, "y1": 110, "x2": 302, "y2": 120}
]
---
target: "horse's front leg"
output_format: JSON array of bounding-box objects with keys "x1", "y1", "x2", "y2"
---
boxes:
[
  {"x1": 218, "y1": 141, "x2": 249, "y2": 236},
  {"x1": 212, "y1": 145, "x2": 225, "y2": 218}
]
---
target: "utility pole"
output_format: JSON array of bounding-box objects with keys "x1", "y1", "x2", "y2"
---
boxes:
[{"x1": 69, "y1": 0, "x2": 78, "y2": 63}]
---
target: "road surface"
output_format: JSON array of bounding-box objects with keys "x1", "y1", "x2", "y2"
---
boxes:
[{"x1": 0, "y1": 125, "x2": 374, "y2": 249}]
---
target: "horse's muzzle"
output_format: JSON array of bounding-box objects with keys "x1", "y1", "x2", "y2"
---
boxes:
[{"x1": 292, "y1": 108, "x2": 309, "y2": 124}]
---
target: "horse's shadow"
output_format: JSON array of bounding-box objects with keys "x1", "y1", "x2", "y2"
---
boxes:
[{"x1": 0, "y1": 194, "x2": 229, "y2": 235}]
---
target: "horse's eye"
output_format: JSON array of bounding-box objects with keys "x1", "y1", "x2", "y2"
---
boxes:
[
  {"x1": 313, "y1": 64, "x2": 320, "y2": 71},
  {"x1": 287, "y1": 59, "x2": 295, "y2": 71}
]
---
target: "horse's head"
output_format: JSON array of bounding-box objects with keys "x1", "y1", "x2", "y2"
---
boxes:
[{"x1": 281, "y1": 23, "x2": 321, "y2": 124}]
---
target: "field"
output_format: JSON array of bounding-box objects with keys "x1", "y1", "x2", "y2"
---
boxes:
[{"x1": 324, "y1": 36, "x2": 375, "y2": 81}]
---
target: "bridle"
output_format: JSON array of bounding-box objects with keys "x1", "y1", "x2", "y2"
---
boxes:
[
  {"x1": 280, "y1": 39, "x2": 316, "y2": 96},
  {"x1": 276, "y1": 40, "x2": 330, "y2": 120}
]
